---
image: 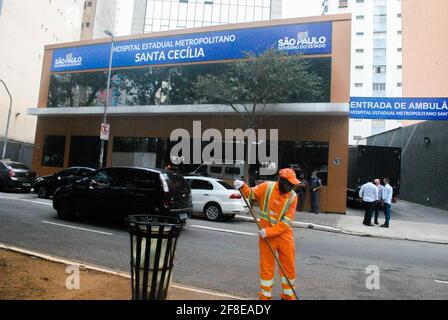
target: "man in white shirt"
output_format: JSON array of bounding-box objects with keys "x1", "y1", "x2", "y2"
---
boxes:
[
  {"x1": 381, "y1": 178, "x2": 394, "y2": 228},
  {"x1": 374, "y1": 179, "x2": 384, "y2": 225},
  {"x1": 359, "y1": 178, "x2": 378, "y2": 226}
]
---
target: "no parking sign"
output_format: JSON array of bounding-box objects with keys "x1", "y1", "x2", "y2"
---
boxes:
[{"x1": 100, "y1": 123, "x2": 110, "y2": 141}]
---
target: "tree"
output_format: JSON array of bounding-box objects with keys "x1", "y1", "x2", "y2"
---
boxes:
[{"x1": 193, "y1": 48, "x2": 324, "y2": 129}]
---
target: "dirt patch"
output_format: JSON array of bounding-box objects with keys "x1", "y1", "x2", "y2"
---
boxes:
[
  {"x1": 0, "y1": 248, "x2": 233, "y2": 300},
  {"x1": 0, "y1": 249, "x2": 130, "y2": 300}
]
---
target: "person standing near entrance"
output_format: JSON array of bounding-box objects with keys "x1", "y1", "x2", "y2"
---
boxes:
[
  {"x1": 234, "y1": 168, "x2": 299, "y2": 300},
  {"x1": 359, "y1": 178, "x2": 378, "y2": 226},
  {"x1": 296, "y1": 173, "x2": 308, "y2": 212},
  {"x1": 373, "y1": 179, "x2": 383, "y2": 225},
  {"x1": 310, "y1": 171, "x2": 322, "y2": 214},
  {"x1": 381, "y1": 178, "x2": 393, "y2": 228}
]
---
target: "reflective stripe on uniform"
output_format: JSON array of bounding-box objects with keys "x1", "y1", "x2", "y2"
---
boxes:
[
  {"x1": 277, "y1": 190, "x2": 297, "y2": 223},
  {"x1": 281, "y1": 216, "x2": 292, "y2": 226},
  {"x1": 262, "y1": 182, "x2": 275, "y2": 212},
  {"x1": 249, "y1": 190, "x2": 254, "y2": 201},
  {"x1": 260, "y1": 288, "x2": 272, "y2": 298},
  {"x1": 281, "y1": 277, "x2": 295, "y2": 286},
  {"x1": 283, "y1": 288, "x2": 295, "y2": 297},
  {"x1": 259, "y1": 211, "x2": 271, "y2": 222},
  {"x1": 260, "y1": 278, "x2": 274, "y2": 287}
]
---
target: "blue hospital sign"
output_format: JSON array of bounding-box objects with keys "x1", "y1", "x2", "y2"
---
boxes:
[
  {"x1": 350, "y1": 97, "x2": 448, "y2": 121},
  {"x1": 51, "y1": 22, "x2": 332, "y2": 72}
]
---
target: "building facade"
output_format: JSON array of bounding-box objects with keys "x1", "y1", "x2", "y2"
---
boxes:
[
  {"x1": 28, "y1": 15, "x2": 351, "y2": 213},
  {"x1": 360, "y1": 0, "x2": 448, "y2": 210},
  {"x1": 80, "y1": 0, "x2": 118, "y2": 39},
  {"x1": 131, "y1": 0, "x2": 282, "y2": 34},
  {"x1": 323, "y1": 0, "x2": 403, "y2": 144},
  {"x1": 0, "y1": 0, "x2": 84, "y2": 156}
]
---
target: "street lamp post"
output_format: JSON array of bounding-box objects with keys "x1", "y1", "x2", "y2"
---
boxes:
[
  {"x1": 0, "y1": 79, "x2": 13, "y2": 160},
  {"x1": 98, "y1": 30, "x2": 115, "y2": 168}
]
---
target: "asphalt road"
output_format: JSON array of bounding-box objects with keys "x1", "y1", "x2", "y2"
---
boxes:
[{"x1": 0, "y1": 192, "x2": 447, "y2": 300}]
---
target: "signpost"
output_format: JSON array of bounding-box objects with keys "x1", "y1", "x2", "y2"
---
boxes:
[{"x1": 100, "y1": 123, "x2": 110, "y2": 141}]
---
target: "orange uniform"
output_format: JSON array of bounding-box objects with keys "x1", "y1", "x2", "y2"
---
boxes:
[{"x1": 242, "y1": 180, "x2": 298, "y2": 300}]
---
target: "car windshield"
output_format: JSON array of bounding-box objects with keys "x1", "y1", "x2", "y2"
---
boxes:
[
  {"x1": 5, "y1": 162, "x2": 30, "y2": 170},
  {"x1": 217, "y1": 180, "x2": 235, "y2": 190},
  {"x1": 163, "y1": 172, "x2": 190, "y2": 192}
]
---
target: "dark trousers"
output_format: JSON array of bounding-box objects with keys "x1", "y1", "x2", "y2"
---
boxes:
[
  {"x1": 383, "y1": 203, "x2": 391, "y2": 226},
  {"x1": 298, "y1": 192, "x2": 306, "y2": 211},
  {"x1": 363, "y1": 201, "x2": 375, "y2": 224},
  {"x1": 374, "y1": 202, "x2": 382, "y2": 223},
  {"x1": 311, "y1": 191, "x2": 320, "y2": 213}
]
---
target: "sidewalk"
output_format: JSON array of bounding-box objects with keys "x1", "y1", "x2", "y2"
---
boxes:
[
  {"x1": 0, "y1": 245, "x2": 240, "y2": 300},
  {"x1": 237, "y1": 200, "x2": 448, "y2": 245}
]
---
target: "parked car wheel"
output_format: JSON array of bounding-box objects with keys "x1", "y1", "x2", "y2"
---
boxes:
[
  {"x1": 204, "y1": 203, "x2": 222, "y2": 221},
  {"x1": 37, "y1": 185, "x2": 49, "y2": 198},
  {"x1": 57, "y1": 200, "x2": 76, "y2": 220}
]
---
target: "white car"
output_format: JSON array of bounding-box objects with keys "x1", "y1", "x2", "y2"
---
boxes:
[{"x1": 184, "y1": 176, "x2": 249, "y2": 221}]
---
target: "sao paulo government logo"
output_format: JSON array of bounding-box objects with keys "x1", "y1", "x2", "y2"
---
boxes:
[
  {"x1": 277, "y1": 31, "x2": 328, "y2": 51},
  {"x1": 54, "y1": 53, "x2": 83, "y2": 68}
]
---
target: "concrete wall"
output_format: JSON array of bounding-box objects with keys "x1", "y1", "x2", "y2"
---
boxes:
[
  {"x1": 0, "y1": 139, "x2": 34, "y2": 168},
  {"x1": 0, "y1": 0, "x2": 83, "y2": 144},
  {"x1": 366, "y1": 122, "x2": 448, "y2": 211}
]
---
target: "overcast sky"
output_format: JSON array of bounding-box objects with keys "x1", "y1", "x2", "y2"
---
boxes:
[{"x1": 116, "y1": 0, "x2": 323, "y2": 36}]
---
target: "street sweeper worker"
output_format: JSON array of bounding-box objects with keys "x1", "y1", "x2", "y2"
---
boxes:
[{"x1": 234, "y1": 168, "x2": 299, "y2": 300}]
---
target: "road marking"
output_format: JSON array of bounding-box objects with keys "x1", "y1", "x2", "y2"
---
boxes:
[
  {"x1": 435, "y1": 280, "x2": 448, "y2": 285},
  {"x1": 0, "y1": 242, "x2": 247, "y2": 300},
  {"x1": 41, "y1": 221, "x2": 114, "y2": 236},
  {"x1": 189, "y1": 224, "x2": 257, "y2": 237},
  {"x1": 0, "y1": 195, "x2": 52, "y2": 206}
]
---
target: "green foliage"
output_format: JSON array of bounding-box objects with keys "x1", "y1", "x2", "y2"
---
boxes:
[{"x1": 193, "y1": 49, "x2": 324, "y2": 128}]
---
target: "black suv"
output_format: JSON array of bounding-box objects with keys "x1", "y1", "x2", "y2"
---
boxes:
[
  {"x1": 34, "y1": 167, "x2": 94, "y2": 198},
  {"x1": 53, "y1": 167, "x2": 192, "y2": 222},
  {"x1": 0, "y1": 160, "x2": 37, "y2": 193}
]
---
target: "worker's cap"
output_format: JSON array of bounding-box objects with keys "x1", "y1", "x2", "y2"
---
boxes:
[{"x1": 279, "y1": 168, "x2": 300, "y2": 185}]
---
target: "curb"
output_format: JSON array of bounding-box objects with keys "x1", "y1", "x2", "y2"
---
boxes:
[
  {"x1": 0, "y1": 243, "x2": 247, "y2": 300},
  {"x1": 234, "y1": 215, "x2": 448, "y2": 246}
]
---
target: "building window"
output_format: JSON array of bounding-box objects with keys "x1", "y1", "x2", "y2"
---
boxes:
[
  {"x1": 373, "y1": 14, "x2": 387, "y2": 25},
  {"x1": 356, "y1": 0, "x2": 364, "y2": 3},
  {"x1": 397, "y1": 47, "x2": 402, "y2": 52},
  {"x1": 356, "y1": 15, "x2": 364, "y2": 20},
  {"x1": 397, "y1": 30, "x2": 402, "y2": 35},
  {"x1": 42, "y1": 135, "x2": 66, "y2": 167},
  {"x1": 397, "y1": 13, "x2": 402, "y2": 18},
  {"x1": 373, "y1": 65, "x2": 386, "y2": 74},
  {"x1": 356, "y1": 32, "x2": 364, "y2": 36},
  {"x1": 355, "y1": 65, "x2": 364, "y2": 70},
  {"x1": 373, "y1": 83, "x2": 386, "y2": 91},
  {"x1": 355, "y1": 49, "x2": 364, "y2": 53},
  {"x1": 397, "y1": 82, "x2": 402, "y2": 87},
  {"x1": 355, "y1": 83, "x2": 363, "y2": 87},
  {"x1": 373, "y1": 48, "x2": 386, "y2": 57},
  {"x1": 339, "y1": 0, "x2": 348, "y2": 8},
  {"x1": 373, "y1": 31, "x2": 386, "y2": 39},
  {"x1": 397, "y1": 65, "x2": 402, "y2": 69}
]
